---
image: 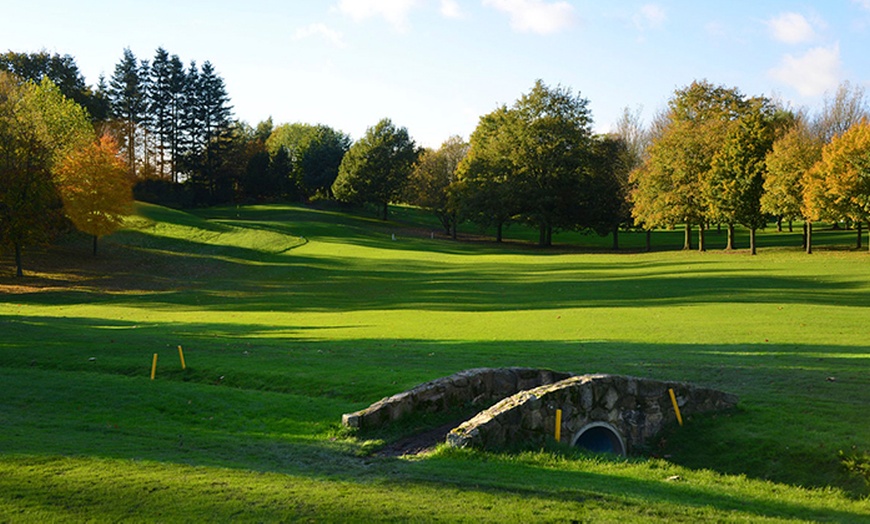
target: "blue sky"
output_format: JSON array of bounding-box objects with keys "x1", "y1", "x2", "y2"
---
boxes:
[{"x1": 7, "y1": 1, "x2": 870, "y2": 147}]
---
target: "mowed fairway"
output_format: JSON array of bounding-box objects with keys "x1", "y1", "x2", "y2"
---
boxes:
[{"x1": 1, "y1": 202, "x2": 868, "y2": 522}]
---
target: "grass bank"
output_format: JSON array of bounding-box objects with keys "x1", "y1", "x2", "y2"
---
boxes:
[{"x1": 0, "y1": 202, "x2": 868, "y2": 521}]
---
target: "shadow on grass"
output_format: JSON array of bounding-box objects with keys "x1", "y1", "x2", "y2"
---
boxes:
[
  {"x1": 3, "y1": 229, "x2": 870, "y2": 313},
  {"x1": 402, "y1": 451, "x2": 869, "y2": 523},
  {"x1": 1, "y1": 312, "x2": 867, "y2": 498}
]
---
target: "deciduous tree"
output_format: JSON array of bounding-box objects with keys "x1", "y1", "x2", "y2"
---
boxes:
[
  {"x1": 452, "y1": 107, "x2": 518, "y2": 242},
  {"x1": 297, "y1": 125, "x2": 351, "y2": 199},
  {"x1": 707, "y1": 98, "x2": 782, "y2": 254},
  {"x1": 588, "y1": 135, "x2": 633, "y2": 248},
  {"x1": 333, "y1": 118, "x2": 418, "y2": 220},
  {"x1": 762, "y1": 116, "x2": 821, "y2": 246},
  {"x1": 0, "y1": 74, "x2": 92, "y2": 276},
  {"x1": 510, "y1": 81, "x2": 594, "y2": 246},
  {"x1": 405, "y1": 136, "x2": 468, "y2": 236},
  {"x1": 0, "y1": 50, "x2": 107, "y2": 121},
  {"x1": 804, "y1": 119, "x2": 870, "y2": 251},
  {"x1": 631, "y1": 81, "x2": 746, "y2": 251},
  {"x1": 454, "y1": 81, "x2": 595, "y2": 246},
  {"x1": 813, "y1": 81, "x2": 869, "y2": 142},
  {"x1": 56, "y1": 135, "x2": 133, "y2": 255}
]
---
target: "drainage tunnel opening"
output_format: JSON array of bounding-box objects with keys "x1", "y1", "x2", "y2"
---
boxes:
[{"x1": 573, "y1": 423, "x2": 626, "y2": 456}]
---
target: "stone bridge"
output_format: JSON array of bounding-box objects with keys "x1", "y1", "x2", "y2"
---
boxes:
[{"x1": 342, "y1": 368, "x2": 738, "y2": 455}]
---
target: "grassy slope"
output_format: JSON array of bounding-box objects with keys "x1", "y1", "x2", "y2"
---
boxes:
[{"x1": 0, "y1": 201, "x2": 868, "y2": 522}]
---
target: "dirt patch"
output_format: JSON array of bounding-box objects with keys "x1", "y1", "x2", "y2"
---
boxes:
[{"x1": 374, "y1": 420, "x2": 462, "y2": 458}]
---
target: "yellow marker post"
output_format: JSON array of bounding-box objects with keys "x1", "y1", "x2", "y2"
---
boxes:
[
  {"x1": 151, "y1": 353, "x2": 158, "y2": 380},
  {"x1": 668, "y1": 388, "x2": 683, "y2": 426},
  {"x1": 178, "y1": 345, "x2": 186, "y2": 370},
  {"x1": 555, "y1": 409, "x2": 562, "y2": 442}
]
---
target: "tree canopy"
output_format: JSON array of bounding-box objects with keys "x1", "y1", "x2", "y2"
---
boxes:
[
  {"x1": 632, "y1": 81, "x2": 757, "y2": 250},
  {"x1": 405, "y1": 135, "x2": 468, "y2": 236},
  {"x1": 0, "y1": 73, "x2": 93, "y2": 275},
  {"x1": 804, "y1": 118, "x2": 870, "y2": 238},
  {"x1": 8, "y1": 44, "x2": 870, "y2": 256},
  {"x1": 454, "y1": 80, "x2": 596, "y2": 246},
  {"x1": 56, "y1": 135, "x2": 134, "y2": 255},
  {"x1": 332, "y1": 118, "x2": 418, "y2": 220}
]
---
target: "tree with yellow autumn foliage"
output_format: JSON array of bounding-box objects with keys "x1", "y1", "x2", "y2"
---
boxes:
[
  {"x1": 803, "y1": 118, "x2": 870, "y2": 251},
  {"x1": 57, "y1": 135, "x2": 133, "y2": 255}
]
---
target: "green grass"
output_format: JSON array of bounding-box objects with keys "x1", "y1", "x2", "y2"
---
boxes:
[{"x1": 0, "y1": 201, "x2": 868, "y2": 522}]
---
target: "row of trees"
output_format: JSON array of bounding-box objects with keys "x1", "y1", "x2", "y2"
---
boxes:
[
  {"x1": 631, "y1": 80, "x2": 870, "y2": 254},
  {"x1": 336, "y1": 79, "x2": 870, "y2": 254},
  {"x1": 330, "y1": 82, "x2": 634, "y2": 246},
  {"x1": 105, "y1": 48, "x2": 233, "y2": 198},
  {"x1": 3, "y1": 47, "x2": 869, "y2": 274}
]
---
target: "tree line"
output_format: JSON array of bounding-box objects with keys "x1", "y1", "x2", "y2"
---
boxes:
[
  {"x1": 630, "y1": 79, "x2": 870, "y2": 254},
  {"x1": 3, "y1": 48, "x2": 870, "y2": 279}
]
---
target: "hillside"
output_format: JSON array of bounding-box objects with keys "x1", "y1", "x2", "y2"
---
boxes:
[{"x1": 0, "y1": 202, "x2": 868, "y2": 522}]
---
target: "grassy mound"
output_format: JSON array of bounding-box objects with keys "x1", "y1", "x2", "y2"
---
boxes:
[{"x1": 0, "y1": 202, "x2": 868, "y2": 521}]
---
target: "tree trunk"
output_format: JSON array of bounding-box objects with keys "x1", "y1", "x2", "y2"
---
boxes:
[
  {"x1": 539, "y1": 223, "x2": 552, "y2": 247},
  {"x1": 451, "y1": 212, "x2": 457, "y2": 240},
  {"x1": 857, "y1": 222, "x2": 863, "y2": 250},
  {"x1": 698, "y1": 222, "x2": 706, "y2": 252},
  {"x1": 788, "y1": 220, "x2": 793, "y2": 233},
  {"x1": 382, "y1": 202, "x2": 388, "y2": 221},
  {"x1": 726, "y1": 223, "x2": 735, "y2": 250},
  {"x1": 801, "y1": 222, "x2": 807, "y2": 249},
  {"x1": 496, "y1": 222, "x2": 503, "y2": 243},
  {"x1": 750, "y1": 228, "x2": 757, "y2": 255},
  {"x1": 683, "y1": 223, "x2": 692, "y2": 250},
  {"x1": 806, "y1": 220, "x2": 813, "y2": 254},
  {"x1": 646, "y1": 229, "x2": 652, "y2": 252},
  {"x1": 14, "y1": 242, "x2": 23, "y2": 277},
  {"x1": 612, "y1": 224, "x2": 619, "y2": 251},
  {"x1": 93, "y1": 235, "x2": 99, "y2": 256},
  {"x1": 776, "y1": 216, "x2": 782, "y2": 232}
]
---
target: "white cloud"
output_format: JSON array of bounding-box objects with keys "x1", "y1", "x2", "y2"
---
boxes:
[
  {"x1": 769, "y1": 43, "x2": 841, "y2": 96},
  {"x1": 767, "y1": 12, "x2": 816, "y2": 44},
  {"x1": 294, "y1": 23, "x2": 346, "y2": 48},
  {"x1": 483, "y1": 0, "x2": 576, "y2": 35},
  {"x1": 335, "y1": 0, "x2": 422, "y2": 32},
  {"x1": 634, "y1": 4, "x2": 666, "y2": 30},
  {"x1": 440, "y1": 0, "x2": 462, "y2": 18}
]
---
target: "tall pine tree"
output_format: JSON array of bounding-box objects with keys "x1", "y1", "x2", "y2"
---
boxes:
[
  {"x1": 108, "y1": 48, "x2": 148, "y2": 177},
  {"x1": 149, "y1": 48, "x2": 173, "y2": 180}
]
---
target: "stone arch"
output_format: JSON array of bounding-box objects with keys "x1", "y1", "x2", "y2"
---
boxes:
[
  {"x1": 571, "y1": 421, "x2": 626, "y2": 456},
  {"x1": 341, "y1": 369, "x2": 738, "y2": 454}
]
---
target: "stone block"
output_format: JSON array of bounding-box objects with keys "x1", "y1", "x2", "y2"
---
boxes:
[
  {"x1": 341, "y1": 413, "x2": 360, "y2": 428},
  {"x1": 617, "y1": 394, "x2": 637, "y2": 411},
  {"x1": 387, "y1": 398, "x2": 414, "y2": 421},
  {"x1": 451, "y1": 374, "x2": 469, "y2": 388},
  {"x1": 491, "y1": 369, "x2": 518, "y2": 397},
  {"x1": 604, "y1": 387, "x2": 619, "y2": 410},
  {"x1": 521, "y1": 409, "x2": 544, "y2": 430},
  {"x1": 580, "y1": 385, "x2": 594, "y2": 411}
]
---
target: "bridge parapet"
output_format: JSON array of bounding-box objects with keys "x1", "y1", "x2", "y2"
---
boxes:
[
  {"x1": 341, "y1": 367, "x2": 575, "y2": 429},
  {"x1": 446, "y1": 374, "x2": 738, "y2": 453}
]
